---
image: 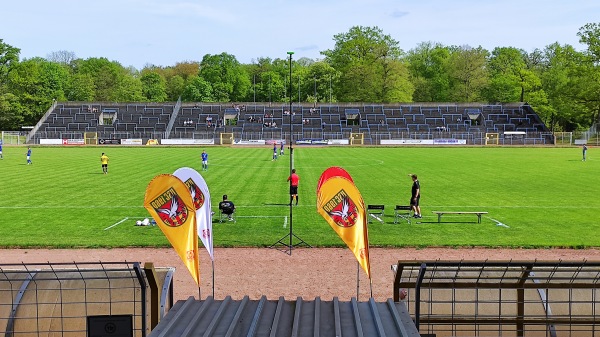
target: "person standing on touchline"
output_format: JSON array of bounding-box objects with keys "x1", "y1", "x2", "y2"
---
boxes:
[
  {"x1": 287, "y1": 168, "x2": 299, "y2": 206},
  {"x1": 410, "y1": 174, "x2": 421, "y2": 218}
]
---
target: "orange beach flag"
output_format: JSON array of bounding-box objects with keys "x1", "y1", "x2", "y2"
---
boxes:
[
  {"x1": 144, "y1": 174, "x2": 200, "y2": 285},
  {"x1": 317, "y1": 170, "x2": 371, "y2": 279}
]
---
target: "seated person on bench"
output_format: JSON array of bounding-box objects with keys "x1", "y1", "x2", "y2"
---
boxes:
[{"x1": 219, "y1": 194, "x2": 236, "y2": 221}]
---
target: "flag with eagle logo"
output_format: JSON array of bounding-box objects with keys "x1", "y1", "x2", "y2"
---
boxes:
[
  {"x1": 144, "y1": 174, "x2": 200, "y2": 285},
  {"x1": 317, "y1": 168, "x2": 371, "y2": 278},
  {"x1": 174, "y1": 167, "x2": 214, "y2": 261}
]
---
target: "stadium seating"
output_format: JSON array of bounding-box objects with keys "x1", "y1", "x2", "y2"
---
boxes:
[{"x1": 29, "y1": 102, "x2": 552, "y2": 145}]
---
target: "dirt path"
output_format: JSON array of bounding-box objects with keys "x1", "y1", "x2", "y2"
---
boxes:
[{"x1": 2, "y1": 247, "x2": 599, "y2": 301}]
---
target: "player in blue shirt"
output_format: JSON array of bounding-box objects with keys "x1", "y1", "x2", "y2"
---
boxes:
[
  {"x1": 201, "y1": 150, "x2": 208, "y2": 171},
  {"x1": 0, "y1": 141, "x2": 3, "y2": 159},
  {"x1": 272, "y1": 144, "x2": 278, "y2": 161},
  {"x1": 26, "y1": 147, "x2": 32, "y2": 165}
]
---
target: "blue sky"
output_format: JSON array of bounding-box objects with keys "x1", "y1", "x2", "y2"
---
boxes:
[{"x1": 2, "y1": 0, "x2": 599, "y2": 69}]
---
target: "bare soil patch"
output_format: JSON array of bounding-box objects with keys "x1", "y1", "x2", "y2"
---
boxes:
[{"x1": 2, "y1": 248, "x2": 599, "y2": 301}]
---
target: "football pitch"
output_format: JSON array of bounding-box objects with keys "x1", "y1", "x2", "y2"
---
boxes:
[{"x1": 0, "y1": 145, "x2": 597, "y2": 248}]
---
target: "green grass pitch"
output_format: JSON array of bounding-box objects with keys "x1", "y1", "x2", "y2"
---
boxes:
[{"x1": 0, "y1": 145, "x2": 597, "y2": 248}]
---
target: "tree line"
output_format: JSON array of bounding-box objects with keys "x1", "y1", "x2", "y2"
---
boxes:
[{"x1": 1, "y1": 24, "x2": 600, "y2": 132}]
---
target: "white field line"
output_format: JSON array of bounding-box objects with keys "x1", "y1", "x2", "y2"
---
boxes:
[
  {"x1": 104, "y1": 217, "x2": 129, "y2": 231},
  {"x1": 488, "y1": 217, "x2": 510, "y2": 228},
  {"x1": 104, "y1": 216, "x2": 148, "y2": 231},
  {"x1": 235, "y1": 216, "x2": 288, "y2": 218}
]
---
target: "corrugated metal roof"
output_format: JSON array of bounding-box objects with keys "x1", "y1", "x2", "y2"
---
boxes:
[{"x1": 149, "y1": 296, "x2": 420, "y2": 337}]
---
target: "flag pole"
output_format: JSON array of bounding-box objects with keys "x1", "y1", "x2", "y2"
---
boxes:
[
  {"x1": 356, "y1": 261, "x2": 360, "y2": 300},
  {"x1": 212, "y1": 260, "x2": 215, "y2": 297}
]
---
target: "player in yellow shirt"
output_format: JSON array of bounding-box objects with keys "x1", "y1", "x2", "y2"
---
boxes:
[{"x1": 100, "y1": 152, "x2": 109, "y2": 174}]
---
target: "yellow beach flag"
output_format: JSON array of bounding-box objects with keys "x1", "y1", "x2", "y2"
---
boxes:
[
  {"x1": 317, "y1": 174, "x2": 371, "y2": 279},
  {"x1": 144, "y1": 174, "x2": 200, "y2": 285}
]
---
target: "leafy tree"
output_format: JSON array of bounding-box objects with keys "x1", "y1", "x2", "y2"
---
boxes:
[
  {"x1": 577, "y1": 22, "x2": 600, "y2": 62},
  {"x1": 140, "y1": 72, "x2": 167, "y2": 102},
  {"x1": 199, "y1": 53, "x2": 250, "y2": 102},
  {"x1": 181, "y1": 76, "x2": 213, "y2": 102},
  {"x1": 0, "y1": 39, "x2": 20, "y2": 86},
  {"x1": 113, "y1": 75, "x2": 144, "y2": 102},
  {"x1": 322, "y1": 26, "x2": 413, "y2": 102},
  {"x1": 577, "y1": 23, "x2": 600, "y2": 124},
  {"x1": 406, "y1": 42, "x2": 451, "y2": 101},
  {"x1": 484, "y1": 47, "x2": 543, "y2": 104},
  {"x1": 0, "y1": 92, "x2": 25, "y2": 130},
  {"x1": 303, "y1": 61, "x2": 338, "y2": 103},
  {"x1": 446, "y1": 45, "x2": 489, "y2": 102},
  {"x1": 166, "y1": 75, "x2": 185, "y2": 101},
  {"x1": 244, "y1": 57, "x2": 285, "y2": 103},
  {"x1": 73, "y1": 57, "x2": 126, "y2": 101},
  {"x1": 7, "y1": 58, "x2": 69, "y2": 125},
  {"x1": 66, "y1": 73, "x2": 95, "y2": 101}
]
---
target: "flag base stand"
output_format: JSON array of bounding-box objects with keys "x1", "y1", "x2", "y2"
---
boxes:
[{"x1": 269, "y1": 232, "x2": 311, "y2": 255}]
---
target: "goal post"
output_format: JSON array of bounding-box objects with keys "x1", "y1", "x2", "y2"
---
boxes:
[
  {"x1": 350, "y1": 133, "x2": 364, "y2": 145},
  {"x1": 485, "y1": 133, "x2": 499, "y2": 145},
  {"x1": 1, "y1": 131, "x2": 23, "y2": 145},
  {"x1": 220, "y1": 133, "x2": 234, "y2": 145},
  {"x1": 84, "y1": 132, "x2": 98, "y2": 145}
]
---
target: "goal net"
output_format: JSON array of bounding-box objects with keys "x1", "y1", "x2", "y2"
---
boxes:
[
  {"x1": 85, "y1": 132, "x2": 98, "y2": 145},
  {"x1": 1, "y1": 131, "x2": 22, "y2": 145},
  {"x1": 220, "y1": 133, "x2": 234, "y2": 145},
  {"x1": 350, "y1": 133, "x2": 364, "y2": 145},
  {"x1": 485, "y1": 133, "x2": 499, "y2": 145}
]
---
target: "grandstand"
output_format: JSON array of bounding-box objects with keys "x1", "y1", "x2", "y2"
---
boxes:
[{"x1": 27, "y1": 101, "x2": 552, "y2": 145}]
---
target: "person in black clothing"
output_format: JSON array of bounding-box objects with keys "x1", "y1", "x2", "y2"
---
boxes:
[
  {"x1": 409, "y1": 174, "x2": 421, "y2": 218},
  {"x1": 219, "y1": 194, "x2": 236, "y2": 221}
]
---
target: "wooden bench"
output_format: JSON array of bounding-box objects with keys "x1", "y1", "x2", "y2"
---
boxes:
[{"x1": 432, "y1": 211, "x2": 488, "y2": 223}]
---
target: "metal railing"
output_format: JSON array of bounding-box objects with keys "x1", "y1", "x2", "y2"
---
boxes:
[
  {"x1": 0, "y1": 262, "x2": 148, "y2": 337},
  {"x1": 393, "y1": 260, "x2": 600, "y2": 337}
]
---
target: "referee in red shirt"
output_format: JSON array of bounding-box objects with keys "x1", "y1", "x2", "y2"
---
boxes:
[{"x1": 287, "y1": 169, "x2": 299, "y2": 206}]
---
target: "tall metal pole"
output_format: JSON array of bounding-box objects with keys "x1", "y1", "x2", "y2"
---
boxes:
[
  {"x1": 253, "y1": 74, "x2": 256, "y2": 103},
  {"x1": 268, "y1": 51, "x2": 311, "y2": 255},
  {"x1": 288, "y1": 51, "x2": 294, "y2": 253}
]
